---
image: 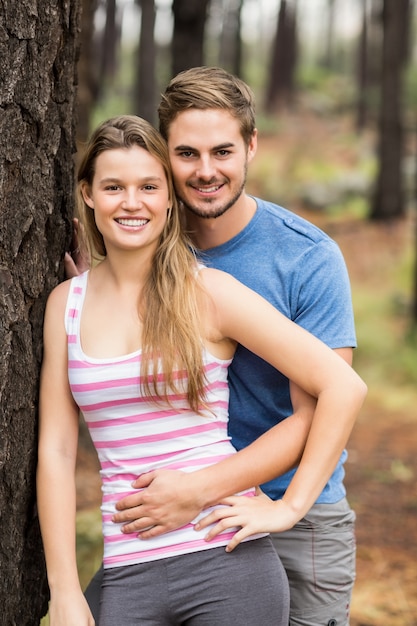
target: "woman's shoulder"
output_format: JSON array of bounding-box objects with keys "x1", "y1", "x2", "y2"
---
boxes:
[
  {"x1": 45, "y1": 276, "x2": 78, "y2": 318},
  {"x1": 48, "y1": 277, "x2": 72, "y2": 300},
  {"x1": 198, "y1": 267, "x2": 250, "y2": 306},
  {"x1": 47, "y1": 270, "x2": 88, "y2": 304},
  {"x1": 42, "y1": 279, "x2": 74, "y2": 344},
  {"x1": 197, "y1": 267, "x2": 252, "y2": 323},
  {"x1": 198, "y1": 265, "x2": 238, "y2": 288}
]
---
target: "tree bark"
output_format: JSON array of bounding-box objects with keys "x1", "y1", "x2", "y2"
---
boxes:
[
  {"x1": 370, "y1": 0, "x2": 411, "y2": 220},
  {"x1": 0, "y1": 1, "x2": 81, "y2": 623}
]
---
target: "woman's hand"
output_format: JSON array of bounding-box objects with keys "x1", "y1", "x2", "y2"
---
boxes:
[
  {"x1": 48, "y1": 589, "x2": 95, "y2": 626},
  {"x1": 194, "y1": 488, "x2": 301, "y2": 552}
]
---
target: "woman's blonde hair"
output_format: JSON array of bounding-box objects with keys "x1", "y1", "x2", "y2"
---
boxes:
[{"x1": 77, "y1": 115, "x2": 206, "y2": 412}]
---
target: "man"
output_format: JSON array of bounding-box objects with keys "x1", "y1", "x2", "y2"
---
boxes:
[{"x1": 69, "y1": 67, "x2": 358, "y2": 626}]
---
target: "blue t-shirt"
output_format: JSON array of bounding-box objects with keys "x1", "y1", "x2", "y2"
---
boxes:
[{"x1": 199, "y1": 198, "x2": 357, "y2": 504}]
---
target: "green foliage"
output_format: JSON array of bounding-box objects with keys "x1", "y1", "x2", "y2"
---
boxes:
[
  {"x1": 297, "y1": 65, "x2": 357, "y2": 114},
  {"x1": 75, "y1": 508, "x2": 104, "y2": 590},
  {"x1": 405, "y1": 62, "x2": 417, "y2": 110},
  {"x1": 247, "y1": 118, "x2": 375, "y2": 215}
]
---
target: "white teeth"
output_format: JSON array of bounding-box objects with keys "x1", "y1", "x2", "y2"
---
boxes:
[
  {"x1": 117, "y1": 218, "x2": 147, "y2": 226},
  {"x1": 197, "y1": 186, "x2": 220, "y2": 193}
]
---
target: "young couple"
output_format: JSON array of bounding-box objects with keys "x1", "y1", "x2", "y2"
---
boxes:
[{"x1": 37, "y1": 67, "x2": 366, "y2": 626}]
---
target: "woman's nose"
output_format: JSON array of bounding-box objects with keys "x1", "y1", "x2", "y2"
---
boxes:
[{"x1": 123, "y1": 189, "x2": 142, "y2": 209}]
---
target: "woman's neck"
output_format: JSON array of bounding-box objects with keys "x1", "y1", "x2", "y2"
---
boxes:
[{"x1": 93, "y1": 246, "x2": 154, "y2": 294}]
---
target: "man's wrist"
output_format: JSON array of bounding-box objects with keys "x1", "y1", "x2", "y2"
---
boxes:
[{"x1": 188, "y1": 465, "x2": 224, "y2": 509}]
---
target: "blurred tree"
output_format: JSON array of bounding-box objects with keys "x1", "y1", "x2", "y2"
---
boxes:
[
  {"x1": 356, "y1": 0, "x2": 383, "y2": 131},
  {"x1": 172, "y1": 0, "x2": 211, "y2": 76},
  {"x1": 370, "y1": 0, "x2": 411, "y2": 220},
  {"x1": 413, "y1": 217, "x2": 417, "y2": 326},
  {"x1": 134, "y1": 0, "x2": 157, "y2": 125},
  {"x1": 99, "y1": 0, "x2": 121, "y2": 86},
  {"x1": 323, "y1": 0, "x2": 336, "y2": 69},
  {"x1": 265, "y1": 0, "x2": 298, "y2": 112},
  {"x1": 0, "y1": 1, "x2": 81, "y2": 623},
  {"x1": 77, "y1": 0, "x2": 99, "y2": 142},
  {"x1": 412, "y1": 118, "x2": 417, "y2": 326},
  {"x1": 219, "y1": 0, "x2": 244, "y2": 77},
  {"x1": 356, "y1": 0, "x2": 369, "y2": 131}
]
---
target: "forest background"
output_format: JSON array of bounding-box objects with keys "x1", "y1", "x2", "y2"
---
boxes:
[{"x1": 1, "y1": 1, "x2": 417, "y2": 625}]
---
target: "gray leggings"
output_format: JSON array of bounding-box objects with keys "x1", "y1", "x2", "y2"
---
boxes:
[{"x1": 96, "y1": 537, "x2": 289, "y2": 625}]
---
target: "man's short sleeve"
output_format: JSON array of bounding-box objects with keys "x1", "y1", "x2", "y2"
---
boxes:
[{"x1": 291, "y1": 239, "x2": 357, "y2": 349}]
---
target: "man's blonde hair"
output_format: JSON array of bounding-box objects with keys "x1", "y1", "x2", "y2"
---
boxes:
[{"x1": 158, "y1": 66, "x2": 256, "y2": 147}]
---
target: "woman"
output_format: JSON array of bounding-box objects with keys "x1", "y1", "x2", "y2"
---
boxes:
[{"x1": 37, "y1": 115, "x2": 366, "y2": 625}]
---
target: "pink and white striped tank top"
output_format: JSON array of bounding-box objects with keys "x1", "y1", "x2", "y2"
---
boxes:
[{"x1": 66, "y1": 272, "x2": 259, "y2": 569}]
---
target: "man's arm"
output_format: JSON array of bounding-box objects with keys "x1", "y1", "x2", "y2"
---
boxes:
[
  {"x1": 113, "y1": 348, "x2": 354, "y2": 537},
  {"x1": 192, "y1": 346, "x2": 354, "y2": 550}
]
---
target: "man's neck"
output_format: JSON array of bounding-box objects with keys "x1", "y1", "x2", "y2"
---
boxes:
[{"x1": 186, "y1": 194, "x2": 257, "y2": 251}]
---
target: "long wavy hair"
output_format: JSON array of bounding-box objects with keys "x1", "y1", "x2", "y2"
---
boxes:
[{"x1": 76, "y1": 115, "x2": 207, "y2": 412}]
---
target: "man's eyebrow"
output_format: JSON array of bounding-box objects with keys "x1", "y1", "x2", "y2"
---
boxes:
[{"x1": 173, "y1": 142, "x2": 235, "y2": 152}]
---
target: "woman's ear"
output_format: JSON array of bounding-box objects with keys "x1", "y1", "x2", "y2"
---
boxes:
[{"x1": 81, "y1": 182, "x2": 94, "y2": 209}]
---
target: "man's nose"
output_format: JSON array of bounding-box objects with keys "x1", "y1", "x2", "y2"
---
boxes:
[{"x1": 195, "y1": 156, "x2": 216, "y2": 180}]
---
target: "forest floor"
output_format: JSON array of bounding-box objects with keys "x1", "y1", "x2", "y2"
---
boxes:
[
  {"x1": 325, "y1": 220, "x2": 417, "y2": 626},
  {"x1": 74, "y1": 110, "x2": 417, "y2": 626}
]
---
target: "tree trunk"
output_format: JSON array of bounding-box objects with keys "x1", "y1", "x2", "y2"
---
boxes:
[
  {"x1": 135, "y1": 0, "x2": 157, "y2": 125},
  {"x1": 265, "y1": 0, "x2": 298, "y2": 112},
  {"x1": 370, "y1": 0, "x2": 410, "y2": 220},
  {"x1": 172, "y1": 0, "x2": 211, "y2": 76},
  {"x1": 77, "y1": 0, "x2": 99, "y2": 142},
  {"x1": 0, "y1": 1, "x2": 81, "y2": 623},
  {"x1": 356, "y1": 0, "x2": 369, "y2": 131},
  {"x1": 99, "y1": 0, "x2": 120, "y2": 84},
  {"x1": 219, "y1": 0, "x2": 244, "y2": 77},
  {"x1": 412, "y1": 122, "x2": 417, "y2": 326},
  {"x1": 412, "y1": 217, "x2": 417, "y2": 326},
  {"x1": 322, "y1": 0, "x2": 336, "y2": 69}
]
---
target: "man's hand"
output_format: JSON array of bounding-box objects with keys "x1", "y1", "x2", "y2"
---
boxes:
[
  {"x1": 113, "y1": 470, "x2": 204, "y2": 538},
  {"x1": 64, "y1": 218, "x2": 90, "y2": 279},
  {"x1": 194, "y1": 489, "x2": 301, "y2": 552}
]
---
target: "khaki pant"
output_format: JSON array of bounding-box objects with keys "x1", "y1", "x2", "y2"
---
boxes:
[{"x1": 271, "y1": 498, "x2": 356, "y2": 626}]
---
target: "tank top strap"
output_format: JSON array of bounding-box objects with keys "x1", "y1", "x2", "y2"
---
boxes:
[{"x1": 64, "y1": 271, "x2": 88, "y2": 339}]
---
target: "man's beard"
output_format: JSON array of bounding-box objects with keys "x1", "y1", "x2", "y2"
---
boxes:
[
  {"x1": 180, "y1": 183, "x2": 244, "y2": 220},
  {"x1": 178, "y1": 166, "x2": 248, "y2": 220}
]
